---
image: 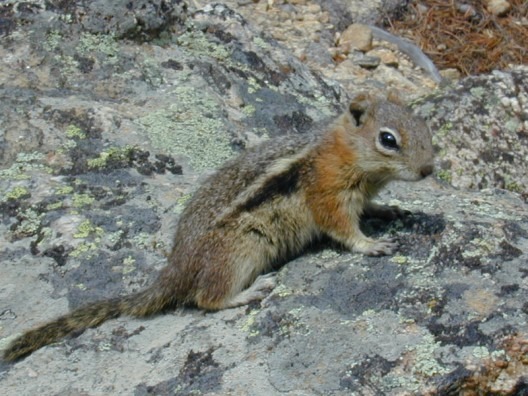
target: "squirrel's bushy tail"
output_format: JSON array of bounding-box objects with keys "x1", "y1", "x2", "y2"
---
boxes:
[{"x1": 3, "y1": 284, "x2": 175, "y2": 362}]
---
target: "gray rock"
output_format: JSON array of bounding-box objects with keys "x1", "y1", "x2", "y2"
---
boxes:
[
  {"x1": 314, "y1": 0, "x2": 409, "y2": 30},
  {"x1": 416, "y1": 66, "x2": 528, "y2": 196},
  {"x1": 354, "y1": 55, "x2": 382, "y2": 69},
  {"x1": 0, "y1": 1, "x2": 527, "y2": 395}
]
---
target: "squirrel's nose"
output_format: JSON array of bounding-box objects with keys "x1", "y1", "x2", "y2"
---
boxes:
[{"x1": 420, "y1": 164, "x2": 434, "y2": 178}]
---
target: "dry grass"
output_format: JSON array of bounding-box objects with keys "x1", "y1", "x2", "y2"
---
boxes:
[{"x1": 387, "y1": 0, "x2": 528, "y2": 75}]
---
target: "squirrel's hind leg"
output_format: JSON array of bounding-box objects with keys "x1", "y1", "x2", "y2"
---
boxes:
[{"x1": 219, "y1": 272, "x2": 277, "y2": 309}]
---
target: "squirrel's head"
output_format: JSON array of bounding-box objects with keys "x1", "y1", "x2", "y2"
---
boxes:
[{"x1": 347, "y1": 91, "x2": 434, "y2": 182}]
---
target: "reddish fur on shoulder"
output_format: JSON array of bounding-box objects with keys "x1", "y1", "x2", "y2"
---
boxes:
[{"x1": 305, "y1": 122, "x2": 363, "y2": 236}]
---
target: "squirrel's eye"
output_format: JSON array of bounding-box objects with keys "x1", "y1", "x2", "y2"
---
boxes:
[{"x1": 379, "y1": 131, "x2": 399, "y2": 150}]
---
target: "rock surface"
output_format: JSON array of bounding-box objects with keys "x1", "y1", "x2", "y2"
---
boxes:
[
  {"x1": 417, "y1": 67, "x2": 528, "y2": 197},
  {"x1": 1, "y1": 1, "x2": 527, "y2": 395}
]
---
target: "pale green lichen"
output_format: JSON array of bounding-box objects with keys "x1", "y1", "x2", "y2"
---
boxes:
[
  {"x1": 107, "y1": 230, "x2": 125, "y2": 246},
  {"x1": 130, "y1": 232, "x2": 153, "y2": 249},
  {"x1": 44, "y1": 30, "x2": 62, "y2": 51},
  {"x1": 98, "y1": 342, "x2": 112, "y2": 352},
  {"x1": 14, "y1": 208, "x2": 44, "y2": 237},
  {"x1": 410, "y1": 333, "x2": 449, "y2": 377},
  {"x1": 122, "y1": 256, "x2": 136, "y2": 274},
  {"x1": 472, "y1": 346, "x2": 490, "y2": 359},
  {"x1": 16, "y1": 152, "x2": 46, "y2": 163},
  {"x1": 70, "y1": 242, "x2": 99, "y2": 258},
  {"x1": 137, "y1": 86, "x2": 233, "y2": 170},
  {"x1": 391, "y1": 255, "x2": 408, "y2": 265},
  {"x1": 252, "y1": 36, "x2": 269, "y2": 49},
  {"x1": 241, "y1": 309, "x2": 260, "y2": 337},
  {"x1": 274, "y1": 284, "x2": 293, "y2": 298},
  {"x1": 59, "y1": 55, "x2": 81, "y2": 76},
  {"x1": 415, "y1": 101, "x2": 435, "y2": 118},
  {"x1": 77, "y1": 32, "x2": 119, "y2": 64},
  {"x1": 320, "y1": 249, "x2": 339, "y2": 260},
  {"x1": 59, "y1": 139, "x2": 77, "y2": 152},
  {"x1": 461, "y1": 237, "x2": 493, "y2": 258},
  {"x1": 176, "y1": 30, "x2": 231, "y2": 61},
  {"x1": 0, "y1": 152, "x2": 48, "y2": 180},
  {"x1": 139, "y1": 58, "x2": 165, "y2": 87},
  {"x1": 470, "y1": 86, "x2": 486, "y2": 99},
  {"x1": 504, "y1": 118, "x2": 521, "y2": 133}
]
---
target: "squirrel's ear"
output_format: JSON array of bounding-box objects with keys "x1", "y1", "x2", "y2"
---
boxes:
[{"x1": 349, "y1": 92, "x2": 372, "y2": 126}]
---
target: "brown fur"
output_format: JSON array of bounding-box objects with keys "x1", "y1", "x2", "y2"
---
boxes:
[{"x1": 2, "y1": 92, "x2": 434, "y2": 362}]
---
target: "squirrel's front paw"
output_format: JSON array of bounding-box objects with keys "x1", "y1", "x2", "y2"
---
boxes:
[{"x1": 353, "y1": 237, "x2": 398, "y2": 256}]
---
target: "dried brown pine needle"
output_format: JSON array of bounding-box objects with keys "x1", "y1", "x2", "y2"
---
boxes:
[{"x1": 387, "y1": 0, "x2": 528, "y2": 76}]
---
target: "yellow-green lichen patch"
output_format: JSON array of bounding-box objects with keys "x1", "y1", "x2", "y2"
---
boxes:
[
  {"x1": 247, "y1": 76, "x2": 261, "y2": 94},
  {"x1": 3, "y1": 186, "x2": 30, "y2": 201},
  {"x1": 436, "y1": 169, "x2": 452, "y2": 183},
  {"x1": 72, "y1": 193, "x2": 95, "y2": 208},
  {"x1": 502, "y1": 174, "x2": 523, "y2": 193},
  {"x1": 296, "y1": 90, "x2": 335, "y2": 118},
  {"x1": 137, "y1": 86, "x2": 234, "y2": 170},
  {"x1": 112, "y1": 256, "x2": 136, "y2": 275},
  {"x1": 436, "y1": 122, "x2": 452, "y2": 138},
  {"x1": 56, "y1": 185, "x2": 74, "y2": 195},
  {"x1": 122, "y1": 256, "x2": 136, "y2": 274},
  {"x1": 65, "y1": 125, "x2": 86, "y2": 139},
  {"x1": 87, "y1": 146, "x2": 134, "y2": 169},
  {"x1": 73, "y1": 220, "x2": 104, "y2": 239},
  {"x1": 274, "y1": 284, "x2": 294, "y2": 298},
  {"x1": 241, "y1": 104, "x2": 256, "y2": 116},
  {"x1": 46, "y1": 201, "x2": 63, "y2": 211},
  {"x1": 173, "y1": 193, "x2": 193, "y2": 214},
  {"x1": 319, "y1": 249, "x2": 340, "y2": 260}
]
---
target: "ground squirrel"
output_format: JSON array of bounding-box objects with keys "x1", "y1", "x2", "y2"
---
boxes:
[{"x1": 2, "y1": 92, "x2": 434, "y2": 362}]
